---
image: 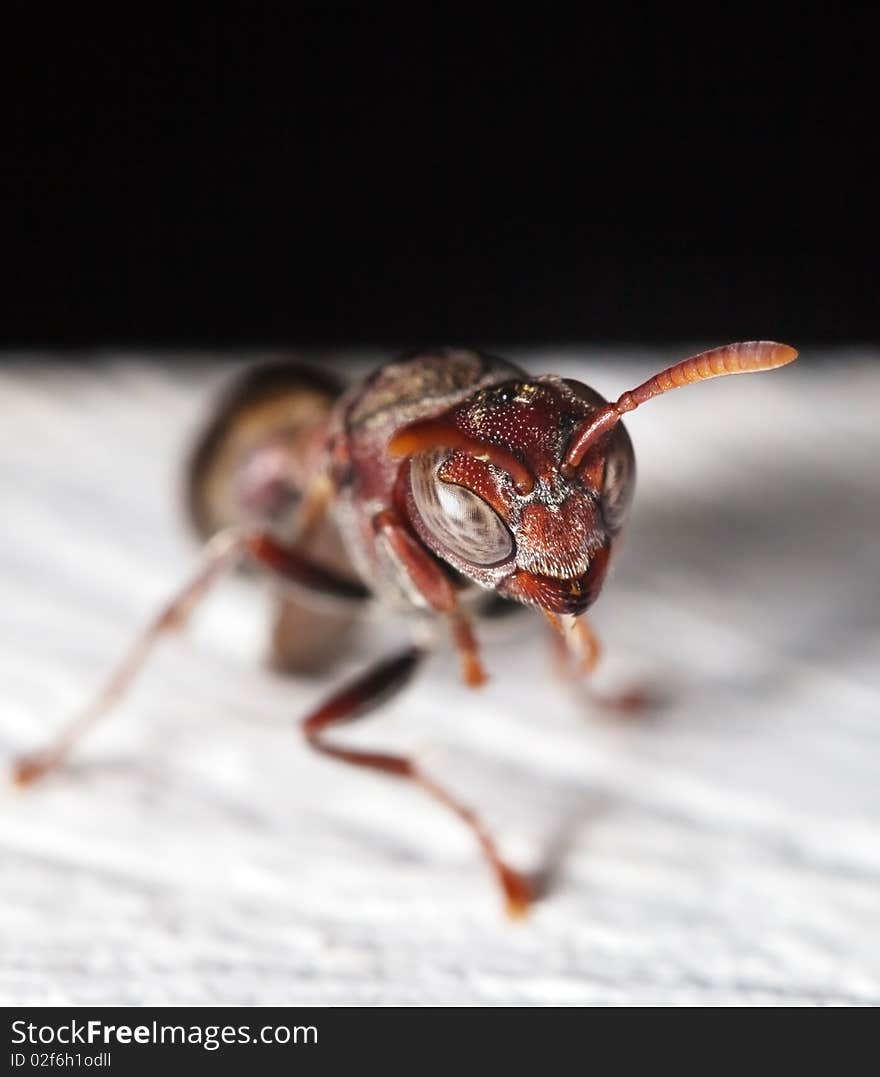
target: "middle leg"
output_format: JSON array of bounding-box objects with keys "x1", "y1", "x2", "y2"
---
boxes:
[{"x1": 300, "y1": 646, "x2": 532, "y2": 917}]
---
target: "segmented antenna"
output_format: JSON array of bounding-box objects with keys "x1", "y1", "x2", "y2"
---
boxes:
[
  {"x1": 563, "y1": 340, "x2": 798, "y2": 473},
  {"x1": 388, "y1": 418, "x2": 536, "y2": 494}
]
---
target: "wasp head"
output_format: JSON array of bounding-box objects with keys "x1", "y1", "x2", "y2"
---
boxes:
[{"x1": 390, "y1": 376, "x2": 634, "y2": 615}]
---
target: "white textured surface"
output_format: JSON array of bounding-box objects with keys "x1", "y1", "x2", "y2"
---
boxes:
[{"x1": 1, "y1": 351, "x2": 879, "y2": 1006}]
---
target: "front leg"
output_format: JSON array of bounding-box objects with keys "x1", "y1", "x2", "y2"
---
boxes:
[
  {"x1": 372, "y1": 509, "x2": 487, "y2": 687},
  {"x1": 547, "y1": 613, "x2": 647, "y2": 715},
  {"x1": 550, "y1": 612, "x2": 602, "y2": 674},
  {"x1": 300, "y1": 646, "x2": 532, "y2": 917},
  {"x1": 12, "y1": 527, "x2": 369, "y2": 786}
]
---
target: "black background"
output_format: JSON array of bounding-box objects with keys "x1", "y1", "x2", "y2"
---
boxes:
[{"x1": 3, "y1": 9, "x2": 876, "y2": 353}]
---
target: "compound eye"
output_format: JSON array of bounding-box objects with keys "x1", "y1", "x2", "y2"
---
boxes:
[
  {"x1": 600, "y1": 424, "x2": 635, "y2": 534},
  {"x1": 410, "y1": 451, "x2": 514, "y2": 566}
]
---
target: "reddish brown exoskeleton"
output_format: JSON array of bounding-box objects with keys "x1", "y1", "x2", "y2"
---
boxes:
[{"x1": 12, "y1": 341, "x2": 798, "y2": 915}]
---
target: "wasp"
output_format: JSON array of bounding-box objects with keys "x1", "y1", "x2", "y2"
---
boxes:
[{"x1": 13, "y1": 341, "x2": 798, "y2": 915}]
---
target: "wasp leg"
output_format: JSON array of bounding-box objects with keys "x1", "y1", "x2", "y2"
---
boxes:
[
  {"x1": 267, "y1": 593, "x2": 359, "y2": 675},
  {"x1": 301, "y1": 646, "x2": 532, "y2": 917},
  {"x1": 554, "y1": 613, "x2": 602, "y2": 675},
  {"x1": 12, "y1": 528, "x2": 369, "y2": 787},
  {"x1": 241, "y1": 531, "x2": 369, "y2": 603},
  {"x1": 372, "y1": 510, "x2": 487, "y2": 687},
  {"x1": 547, "y1": 613, "x2": 648, "y2": 715},
  {"x1": 263, "y1": 475, "x2": 361, "y2": 674}
]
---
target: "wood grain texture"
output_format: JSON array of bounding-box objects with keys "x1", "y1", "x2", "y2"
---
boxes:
[{"x1": 1, "y1": 352, "x2": 878, "y2": 1006}]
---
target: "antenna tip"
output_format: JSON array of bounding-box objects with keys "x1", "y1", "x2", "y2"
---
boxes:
[{"x1": 756, "y1": 341, "x2": 799, "y2": 368}]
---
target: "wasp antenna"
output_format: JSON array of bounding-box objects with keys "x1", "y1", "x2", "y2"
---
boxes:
[
  {"x1": 388, "y1": 418, "x2": 535, "y2": 494},
  {"x1": 563, "y1": 341, "x2": 798, "y2": 472}
]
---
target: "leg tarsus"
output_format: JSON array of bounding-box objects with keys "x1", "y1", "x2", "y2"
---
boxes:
[
  {"x1": 545, "y1": 612, "x2": 601, "y2": 675},
  {"x1": 415, "y1": 769, "x2": 532, "y2": 918},
  {"x1": 547, "y1": 613, "x2": 652, "y2": 717},
  {"x1": 12, "y1": 529, "x2": 244, "y2": 787}
]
